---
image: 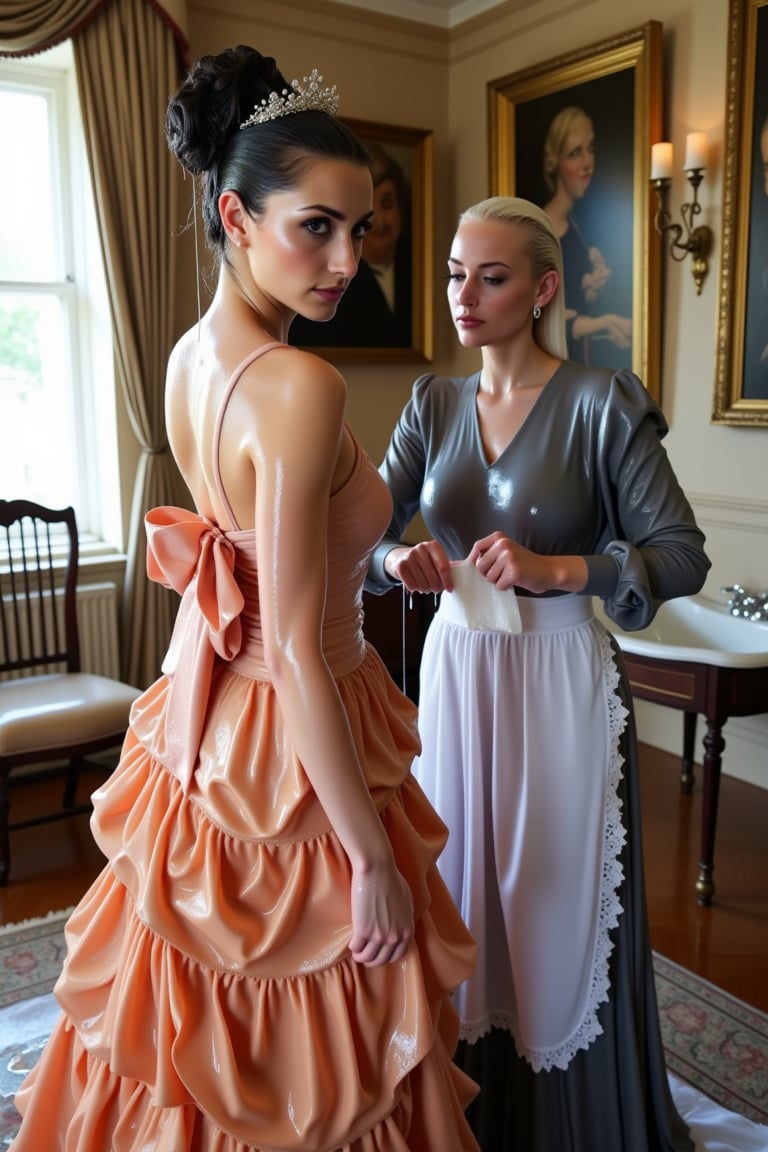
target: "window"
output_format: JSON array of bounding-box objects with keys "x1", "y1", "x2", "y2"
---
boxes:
[{"x1": 0, "y1": 43, "x2": 121, "y2": 550}]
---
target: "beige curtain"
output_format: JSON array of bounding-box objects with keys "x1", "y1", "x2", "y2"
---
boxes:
[
  {"x1": 0, "y1": 0, "x2": 187, "y2": 57},
  {"x1": 1, "y1": 0, "x2": 190, "y2": 689},
  {"x1": 0, "y1": 0, "x2": 104, "y2": 55}
]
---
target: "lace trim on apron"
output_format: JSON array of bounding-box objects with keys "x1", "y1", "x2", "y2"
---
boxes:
[{"x1": 459, "y1": 623, "x2": 629, "y2": 1072}]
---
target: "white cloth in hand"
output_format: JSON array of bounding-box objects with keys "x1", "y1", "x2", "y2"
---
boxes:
[{"x1": 442, "y1": 558, "x2": 522, "y2": 633}]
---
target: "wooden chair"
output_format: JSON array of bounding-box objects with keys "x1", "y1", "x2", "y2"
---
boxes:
[{"x1": 0, "y1": 499, "x2": 142, "y2": 885}]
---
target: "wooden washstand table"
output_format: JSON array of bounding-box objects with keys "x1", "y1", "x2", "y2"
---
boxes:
[{"x1": 594, "y1": 596, "x2": 768, "y2": 905}]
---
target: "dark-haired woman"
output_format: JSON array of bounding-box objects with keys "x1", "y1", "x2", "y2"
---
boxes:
[{"x1": 10, "y1": 45, "x2": 478, "y2": 1152}]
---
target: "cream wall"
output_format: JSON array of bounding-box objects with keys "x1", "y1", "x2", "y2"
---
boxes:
[{"x1": 178, "y1": 0, "x2": 768, "y2": 787}]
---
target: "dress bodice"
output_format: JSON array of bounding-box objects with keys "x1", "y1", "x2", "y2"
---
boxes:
[
  {"x1": 221, "y1": 436, "x2": 393, "y2": 680},
  {"x1": 143, "y1": 344, "x2": 393, "y2": 790}
]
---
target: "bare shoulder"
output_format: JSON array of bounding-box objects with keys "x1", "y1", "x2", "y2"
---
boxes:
[
  {"x1": 268, "y1": 344, "x2": 345, "y2": 396},
  {"x1": 244, "y1": 344, "x2": 348, "y2": 425},
  {"x1": 165, "y1": 328, "x2": 198, "y2": 394}
]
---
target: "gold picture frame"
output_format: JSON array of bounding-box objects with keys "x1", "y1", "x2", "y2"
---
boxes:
[
  {"x1": 487, "y1": 23, "x2": 663, "y2": 402},
  {"x1": 712, "y1": 0, "x2": 768, "y2": 425},
  {"x1": 289, "y1": 119, "x2": 433, "y2": 365}
]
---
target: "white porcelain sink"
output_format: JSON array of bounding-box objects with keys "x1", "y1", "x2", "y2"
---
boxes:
[{"x1": 594, "y1": 594, "x2": 768, "y2": 668}]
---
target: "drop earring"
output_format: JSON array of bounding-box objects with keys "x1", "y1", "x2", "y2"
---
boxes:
[{"x1": 533, "y1": 303, "x2": 542, "y2": 319}]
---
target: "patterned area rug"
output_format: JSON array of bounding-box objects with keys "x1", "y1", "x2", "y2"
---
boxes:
[
  {"x1": 653, "y1": 952, "x2": 768, "y2": 1127},
  {"x1": 0, "y1": 910, "x2": 767, "y2": 1145},
  {"x1": 0, "y1": 910, "x2": 71, "y2": 1009}
]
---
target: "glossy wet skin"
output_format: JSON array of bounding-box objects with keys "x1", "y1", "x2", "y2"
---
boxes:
[
  {"x1": 447, "y1": 217, "x2": 548, "y2": 349},
  {"x1": 556, "y1": 114, "x2": 596, "y2": 203},
  {"x1": 242, "y1": 158, "x2": 374, "y2": 324},
  {"x1": 362, "y1": 177, "x2": 403, "y2": 267}
]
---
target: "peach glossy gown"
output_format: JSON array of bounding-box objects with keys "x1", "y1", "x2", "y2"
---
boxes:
[{"x1": 10, "y1": 345, "x2": 479, "y2": 1152}]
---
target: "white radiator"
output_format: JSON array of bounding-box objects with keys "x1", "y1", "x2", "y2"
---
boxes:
[
  {"x1": 0, "y1": 581, "x2": 121, "y2": 681},
  {"x1": 75, "y1": 582, "x2": 121, "y2": 679}
]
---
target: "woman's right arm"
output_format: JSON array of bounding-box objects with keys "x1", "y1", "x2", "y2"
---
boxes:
[
  {"x1": 366, "y1": 374, "x2": 457, "y2": 594},
  {"x1": 251, "y1": 352, "x2": 413, "y2": 967}
]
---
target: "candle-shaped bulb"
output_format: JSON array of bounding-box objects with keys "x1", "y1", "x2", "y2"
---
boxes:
[
  {"x1": 684, "y1": 132, "x2": 708, "y2": 171},
  {"x1": 651, "y1": 142, "x2": 673, "y2": 180}
]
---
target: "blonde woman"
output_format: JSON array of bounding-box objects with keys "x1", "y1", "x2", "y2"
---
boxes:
[{"x1": 368, "y1": 196, "x2": 708, "y2": 1150}]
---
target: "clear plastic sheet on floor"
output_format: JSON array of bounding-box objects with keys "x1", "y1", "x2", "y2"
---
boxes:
[{"x1": 669, "y1": 1072, "x2": 768, "y2": 1150}]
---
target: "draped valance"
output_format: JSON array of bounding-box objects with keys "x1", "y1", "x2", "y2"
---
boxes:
[{"x1": 0, "y1": 0, "x2": 188, "y2": 63}]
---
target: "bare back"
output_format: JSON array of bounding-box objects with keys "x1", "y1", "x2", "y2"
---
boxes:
[{"x1": 165, "y1": 324, "x2": 356, "y2": 533}]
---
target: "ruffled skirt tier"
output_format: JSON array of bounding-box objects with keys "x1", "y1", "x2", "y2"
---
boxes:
[{"x1": 12, "y1": 645, "x2": 478, "y2": 1151}]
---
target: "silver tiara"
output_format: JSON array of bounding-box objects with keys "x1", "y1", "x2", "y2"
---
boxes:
[{"x1": 239, "y1": 70, "x2": 338, "y2": 130}]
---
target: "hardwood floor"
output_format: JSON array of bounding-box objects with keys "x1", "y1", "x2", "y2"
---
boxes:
[
  {"x1": 1, "y1": 744, "x2": 767, "y2": 1013},
  {"x1": 638, "y1": 742, "x2": 768, "y2": 1013}
]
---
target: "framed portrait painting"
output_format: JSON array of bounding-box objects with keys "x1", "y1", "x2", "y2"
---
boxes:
[
  {"x1": 712, "y1": 0, "x2": 768, "y2": 425},
  {"x1": 488, "y1": 23, "x2": 663, "y2": 402},
  {"x1": 289, "y1": 119, "x2": 433, "y2": 365}
]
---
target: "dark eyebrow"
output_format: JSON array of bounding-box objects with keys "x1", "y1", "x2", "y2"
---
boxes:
[
  {"x1": 447, "y1": 257, "x2": 512, "y2": 270},
  {"x1": 300, "y1": 204, "x2": 374, "y2": 225},
  {"x1": 300, "y1": 203, "x2": 344, "y2": 219}
]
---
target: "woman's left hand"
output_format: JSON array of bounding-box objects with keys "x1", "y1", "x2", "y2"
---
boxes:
[
  {"x1": 469, "y1": 532, "x2": 588, "y2": 595},
  {"x1": 469, "y1": 532, "x2": 553, "y2": 592}
]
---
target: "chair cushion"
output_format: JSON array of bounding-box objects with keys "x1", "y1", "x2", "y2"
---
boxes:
[{"x1": 0, "y1": 673, "x2": 142, "y2": 756}]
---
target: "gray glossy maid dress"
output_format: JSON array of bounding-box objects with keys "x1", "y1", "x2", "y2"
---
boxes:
[{"x1": 367, "y1": 362, "x2": 710, "y2": 1151}]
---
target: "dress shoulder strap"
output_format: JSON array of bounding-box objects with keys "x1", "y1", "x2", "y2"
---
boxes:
[{"x1": 212, "y1": 342, "x2": 290, "y2": 531}]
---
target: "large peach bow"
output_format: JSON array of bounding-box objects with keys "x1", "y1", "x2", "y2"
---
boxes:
[{"x1": 145, "y1": 507, "x2": 245, "y2": 791}]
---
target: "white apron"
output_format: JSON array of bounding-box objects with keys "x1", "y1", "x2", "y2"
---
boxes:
[{"x1": 414, "y1": 579, "x2": 628, "y2": 1073}]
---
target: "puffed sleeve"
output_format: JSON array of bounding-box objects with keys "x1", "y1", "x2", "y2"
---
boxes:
[
  {"x1": 589, "y1": 370, "x2": 710, "y2": 630},
  {"x1": 366, "y1": 375, "x2": 433, "y2": 594}
]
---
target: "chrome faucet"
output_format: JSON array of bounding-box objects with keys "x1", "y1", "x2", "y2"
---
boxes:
[{"x1": 721, "y1": 584, "x2": 768, "y2": 621}]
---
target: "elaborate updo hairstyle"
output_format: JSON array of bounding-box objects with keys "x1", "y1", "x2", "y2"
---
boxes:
[
  {"x1": 542, "y1": 106, "x2": 593, "y2": 193},
  {"x1": 459, "y1": 196, "x2": 567, "y2": 360},
  {"x1": 165, "y1": 45, "x2": 370, "y2": 253}
]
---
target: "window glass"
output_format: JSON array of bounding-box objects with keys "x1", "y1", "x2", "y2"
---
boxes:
[
  {"x1": 0, "y1": 291, "x2": 77, "y2": 507},
  {"x1": 0, "y1": 48, "x2": 121, "y2": 549},
  {"x1": 0, "y1": 89, "x2": 58, "y2": 281}
]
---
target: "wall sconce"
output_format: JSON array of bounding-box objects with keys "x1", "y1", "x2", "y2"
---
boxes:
[{"x1": 650, "y1": 133, "x2": 713, "y2": 295}]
